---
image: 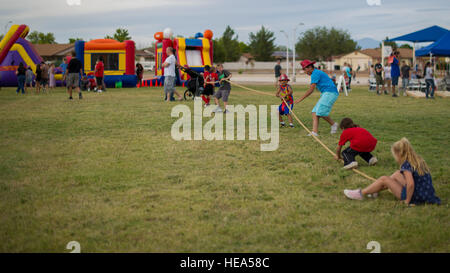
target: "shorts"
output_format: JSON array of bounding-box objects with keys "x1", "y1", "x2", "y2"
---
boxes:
[
  {"x1": 67, "y1": 73, "x2": 80, "y2": 88},
  {"x1": 215, "y1": 87, "x2": 231, "y2": 102},
  {"x1": 203, "y1": 84, "x2": 214, "y2": 96},
  {"x1": 312, "y1": 92, "x2": 339, "y2": 117},
  {"x1": 96, "y1": 77, "x2": 103, "y2": 86},
  {"x1": 279, "y1": 101, "x2": 293, "y2": 115},
  {"x1": 40, "y1": 78, "x2": 49, "y2": 86},
  {"x1": 392, "y1": 76, "x2": 399, "y2": 86},
  {"x1": 375, "y1": 74, "x2": 384, "y2": 86},
  {"x1": 164, "y1": 76, "x2": 176, "y2": 95}
]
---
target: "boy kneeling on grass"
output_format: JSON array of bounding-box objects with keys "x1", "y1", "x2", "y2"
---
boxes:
[
  {"x1": 335, "y1": 118, "x2": 378, "y2": 170},
  {"x1": 344, "y1": 138, "x2": 441, "y2": 205}
]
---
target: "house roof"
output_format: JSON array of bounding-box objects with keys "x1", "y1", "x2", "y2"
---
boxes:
[
  {"x1": 136, "y1": 49, "x2": 154, "y2": 57},
  {"x1": 33, "y1": 43, "x2": 75, "y2": 57}
]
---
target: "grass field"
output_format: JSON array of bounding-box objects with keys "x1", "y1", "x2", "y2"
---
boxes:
[{"x1": 0, "y1": 85, "x2": 448, "y2": 253}]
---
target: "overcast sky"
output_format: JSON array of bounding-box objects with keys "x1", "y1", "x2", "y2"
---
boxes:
[{"x1": 1, "y1": 0, "x2": 449, "y2": 48}]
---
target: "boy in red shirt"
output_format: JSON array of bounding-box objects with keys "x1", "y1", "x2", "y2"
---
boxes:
[
  {"x1": 94, "y1": 57, "x2": 105, "y2": 92},
  {"x1": 335, "y1": 118, "x2": 378, "y2": 170},
  {"x1": 202, "y1": 65, "x2": 218, "y2": 107}
]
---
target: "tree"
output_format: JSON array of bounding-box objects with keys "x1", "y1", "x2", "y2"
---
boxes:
[
  {"x1": 213, "y1": 38, "x2": 226, "y2": 63},
  {"x1": 380, "y1": 37, "x2": 398, "y2": 50},
  {"x1": 239, "y1": 42, "x2": 250, "y2": 54},
  {"x1": 295, "y1": 27, "x2": 358, "y2": 61},
  {"x1": 68, "y1": 38, "x2": 83, "y2": 43},
  {"x1": 105, "y1": 28, "x2": 131, "y2": 42},
  {"x1": 27, "y1": 31, "x2": 57, "y2": 44},
  {"x1": 399, "y1": 43, "x2": 413, "y2": 49},
  {"x1": 220, "y1": 26, "x2": 241, "y2": 62},
  {"x1": 248, "y1": 26, "x2": 276, "y2": 61}
]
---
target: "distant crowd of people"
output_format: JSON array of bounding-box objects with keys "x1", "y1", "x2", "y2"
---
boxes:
[
  {"x1": 370, "y1": 51, "x2": 436, "y2": 99},
  {"x1": 15, "y1": 51, "x2": 106, "y2": 99}
]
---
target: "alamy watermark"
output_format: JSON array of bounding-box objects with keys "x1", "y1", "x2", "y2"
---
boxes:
[
  {"x1": 171, "y1": 100, "x2": 279, "y2": 151},
  {"x1": 366, "y1": 0, "x2": 381, "y2": 6},
  {"x1": 66, "y1": 0, "x2": 82, "y2": 6}
]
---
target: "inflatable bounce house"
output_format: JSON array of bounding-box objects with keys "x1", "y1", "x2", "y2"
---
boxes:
[
  {"x1": 0, "y1": 24, "x2": 63, "y2": 87},
  {"x1": 75, "y1": 39, "x2": 137, "y2": 88},
  {"x1": 141, "y1": 28, "x2": 213, "y2": 87}
]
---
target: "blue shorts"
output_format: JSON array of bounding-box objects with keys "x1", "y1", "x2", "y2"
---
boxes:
[
  {"x1": 392, "y1": 76, "x2": 399, "y2": 86},
  {"x1": 278, "y1": 102, "x2": 293, "y2": 115},
  {"x1": 312, "y1": 92, "x2": 338, "y2": 117}
]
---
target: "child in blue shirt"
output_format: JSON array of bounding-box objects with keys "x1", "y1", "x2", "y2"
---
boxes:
[
  {"x1": 344, "y1": 138, "x2": 441, "y2": 205},
  {"x1": 295, "y1": 60, "x2": 339, "y2": 137}
]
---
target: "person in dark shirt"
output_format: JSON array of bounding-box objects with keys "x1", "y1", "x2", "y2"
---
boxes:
[
  {"x1": 64, "y1": 51, "x2": 83, "y2": 100},
  {"x1": 16, "y1": 63, "x2": 26, "y2": 94},
  {"x1": 274, "y1": 59, "x2": 282, "y2": 87},
  {"x1": 374, "y1": 63, "x2": 386, "y2": 95},
  {"x1": 401, "y1": 61, "x2": 411, "y2": 96}
]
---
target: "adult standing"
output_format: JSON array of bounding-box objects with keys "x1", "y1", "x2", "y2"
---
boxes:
[
  {"x1": 25, "y1": 67, "x2": 34, "y2": 92},
  {"x1": 162, "y1": 47, "x2": 182, "y2": 101},
  {"x1": 274, "y1": 59, "x2": 282, "y2": 87},
  {"x1": 383, "y1": 61, "x2": 392, "y2": 95},
  {"x1": 295, "y1": 60, "x2": 339, "y2": 137},
  {"x1": 49, "y1": 63, "x2": 56, "y2": 89},
  {"x1": 374, "y1": 62, "x2": 386, "y2": 95},
  {"x1": 424, "y1": 62, "x2": 435, "y2": 99},
  {"x1": 35, "y1": 62, "x2": 42, "y2": 94},
  {"x1": 40, "y1": 62, "x2": 49, "y2": 93},
  {"x1": 94, "y1": 57, "x2": 104, "y2": 92},
  {"x1": 15, "y1": 63, "x2": 26, "y2": 94},
  {"x1": 400, "y1": 61, "x2": 411, "y2": 96},
  {"x1": 60, "y1": 57, "x2": 68, "y2": 86},
  {"x1": 63, "y1": 51, "x2": 83, "y2": 100},
  {"x1": 390, "y1": 51, "x2": 400, "y2": 97},
  {"x1": 136, "y1": 63, "x2": 144, "y2": 86}
]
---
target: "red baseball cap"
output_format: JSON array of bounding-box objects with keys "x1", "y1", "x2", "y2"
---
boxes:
[{"x1": 300, "y1": 59, "x2": 316, "y2": 69}]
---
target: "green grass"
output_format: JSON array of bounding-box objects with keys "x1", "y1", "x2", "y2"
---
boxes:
[{"x1": 0, "y1": 85, "x2": 448, "y2": 253}]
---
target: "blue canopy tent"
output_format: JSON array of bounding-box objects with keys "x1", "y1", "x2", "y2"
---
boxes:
[
  {"x1": 384, "y1": 25, "x2": 449, "y2": 67},
  {"x1": 387, "y1": 25, "x2": 449, "y2": 43},
  {"x1": 416, "y1": 32, "x2": 450, "y2": 57}
]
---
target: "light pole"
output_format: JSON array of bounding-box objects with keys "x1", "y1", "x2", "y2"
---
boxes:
[
  {"x1": 4, "y1": 20, "x2": 12, "y2": 35},
  {"x1": 280, "y1": 30, "x2": 289, "y2": 78},
  {"x1": 292, "y1": 23, "x2": 304, "y2": 82}
]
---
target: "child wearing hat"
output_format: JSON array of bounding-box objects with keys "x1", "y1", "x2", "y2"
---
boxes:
[
  {"x1": 295, "y1": 60, "x2": 339, "y2": 137},
  {"x1": 275, "y1": 74, "x2": 294, "y2": 128}
]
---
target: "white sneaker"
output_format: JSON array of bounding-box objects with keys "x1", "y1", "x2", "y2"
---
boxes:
[
  {"x1": 344, "y1": 189, "x2": 363, "y2": 200},
  {"x1": 330, "y1": 123, "x2": 338, "y2": 134},
  {"x1": 212, "y1": 106, "x2": 222, "y2": 113},
  {"x1": 307, "y1": 132, "x2": 319, "y2": 137},
  {"x1": 98, "y1": 90, "x2": 103, "y2": 93},
  {"x1": 369, "y1": 157, "x2": 378, "y2": 166},
  {"x1": 343, "y1": 161, "x2": 358, "y2": 170}
]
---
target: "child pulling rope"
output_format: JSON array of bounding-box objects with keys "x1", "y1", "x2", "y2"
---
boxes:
[{"x1": 225, "y1": 80, "x2": 377, "y2": 182}]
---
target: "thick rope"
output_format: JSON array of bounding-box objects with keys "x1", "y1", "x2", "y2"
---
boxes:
[{"x1": 226, "y1": 80, "x2": 377, "y2": 182}]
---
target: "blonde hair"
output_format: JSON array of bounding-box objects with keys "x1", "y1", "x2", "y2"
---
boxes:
[{"x1": 391, "y1": 138, "x2": 430, "y2": 176}]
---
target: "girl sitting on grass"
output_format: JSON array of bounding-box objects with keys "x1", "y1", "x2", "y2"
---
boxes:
[
  {"x1": 344, "y1": 138, "x2": 441, "y2": 205},
  {"x1": 335, "y1": 118, "x2": 378, "y2": 170}
]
